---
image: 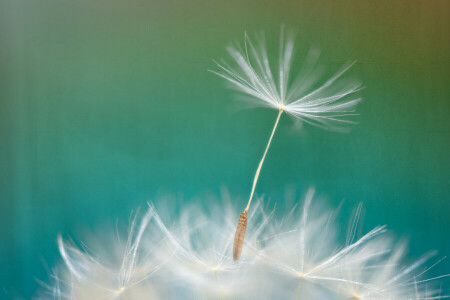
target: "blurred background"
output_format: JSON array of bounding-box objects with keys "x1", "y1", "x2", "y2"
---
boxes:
[{"x1": 0, "y1": 0, "x2": 449, "y2": 298}]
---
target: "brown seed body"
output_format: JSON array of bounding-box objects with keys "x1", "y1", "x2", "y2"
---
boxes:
[{"x1": 233, "y1": 210, "x2": 248, "y2": 261}]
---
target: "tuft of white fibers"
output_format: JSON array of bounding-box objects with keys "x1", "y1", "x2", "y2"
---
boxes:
[
  {"x1": 255, "y1": 188, "x2": 390, "y2": 299},
  {"x1": 39, "y1": 207, "x2": 177, "y2": 299},
  {"x1": 38, "y1": 190, "x2": 448, "y2": 299},
  {"x1": 336, "y1": 244, "x2": 449, "y2": 300},
  {"x1": 211, "y1": 27, "x2": 362, "y2": 130},
  {"x1": 151, "y1": 198, "x2": 274, "y2": 299}
]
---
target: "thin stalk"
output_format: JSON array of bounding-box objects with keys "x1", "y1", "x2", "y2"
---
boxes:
[
  {"x1": 233, "y1": 108, "x2": 284, "y2": 261},
  {"x1": 214, "y1": 270, "x2": 223, "y2": 300},
  {"x1": 295, "y1": 277, "x2": 303, "y2": 300}
]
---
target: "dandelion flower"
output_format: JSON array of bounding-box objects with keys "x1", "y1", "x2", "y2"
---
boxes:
[{"x1": 212, "y1": 28, "x2": 362, "y2": 261}]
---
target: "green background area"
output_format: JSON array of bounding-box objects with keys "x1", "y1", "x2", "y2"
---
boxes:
[{"x1": 1, "y1": 0, "x2": 449, "y2": 297}]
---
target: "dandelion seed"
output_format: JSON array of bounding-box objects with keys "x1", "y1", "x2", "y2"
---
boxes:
[
  {"x1": 258, "y1": 188, "x2": 389, "y2": 298},
  {"x1": 47, "y1": 207, "x2": 175, "y2": 299},
  {"x1": 212, "y1": 28, "x2": 362, "y2": 261}
]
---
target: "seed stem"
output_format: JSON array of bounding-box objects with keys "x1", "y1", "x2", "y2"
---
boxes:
[
  {"x1": 295, "y1": 277, "x2": 303, "y2": 300},
  {"x1": 214, "y1": 270, "x2": 224, "y2": 300},
  {"x1": 233, "y1": 108, "x2": 284, "y2": 261},
  {"x1": 245, "y1": 108, "x2": 284, "y2": 211}
]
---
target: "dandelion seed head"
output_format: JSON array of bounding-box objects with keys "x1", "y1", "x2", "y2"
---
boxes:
[{"x1": 39, "y1": 192, "x2": 448, "y2": 299}]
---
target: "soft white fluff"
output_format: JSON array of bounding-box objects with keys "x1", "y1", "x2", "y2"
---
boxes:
[
  {"x1": 38, "y1": 190, "x2": 448, "y2": 299},
  {"x1": 212, "y1": 28, "x2": 362, "y2": 130}
]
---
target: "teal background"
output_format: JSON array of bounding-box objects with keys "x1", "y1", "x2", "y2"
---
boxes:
[{"x1": 0, "y1": 0, "x2": 449, "y2": 298}]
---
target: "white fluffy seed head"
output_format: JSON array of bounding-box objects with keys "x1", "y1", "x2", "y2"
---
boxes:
[
  {"x1": 212, "y1": 29, "x2": 363, "y2": 131},
  {"x1": 38, "y1": 192, "x2": 449, "y2": 299}
]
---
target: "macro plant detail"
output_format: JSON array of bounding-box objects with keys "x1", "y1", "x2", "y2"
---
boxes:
[
  {"x1": 212, "y1": 29, "x2": 362, "y2": 261},
  {"x1": 37, "y1": 30, "x2": 448, "y2": 299},
  {"x1": 40, "y1": 192, "x2": 448, "y2": 299}
]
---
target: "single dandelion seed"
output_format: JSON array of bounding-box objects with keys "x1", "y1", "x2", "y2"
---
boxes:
[{"x1": 212, "y1": 28, "x2": 362, "y2": 261}]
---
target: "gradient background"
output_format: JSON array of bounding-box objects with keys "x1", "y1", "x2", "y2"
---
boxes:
[{"x1": 1, "y1": 0, "x2": 449, "y2": 298}]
